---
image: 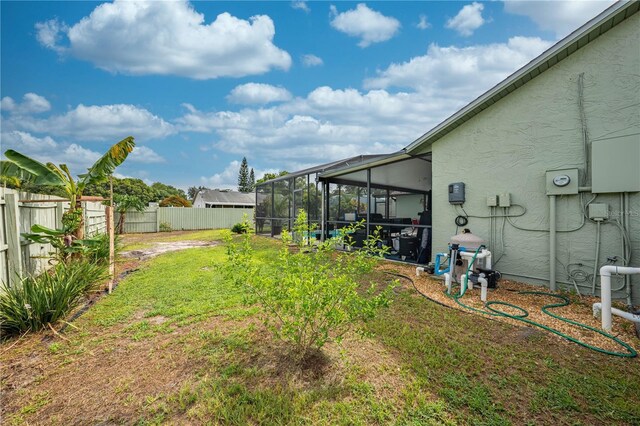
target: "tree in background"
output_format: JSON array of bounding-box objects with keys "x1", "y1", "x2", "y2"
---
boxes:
[
  {"x1": 1, "y1": 136, "x2": 135, "y2": 240},
  {"x1": 249, "y1": 168, "x2": 255, "y2": 192},
  {"x1": 188, "y1": 185, "x2": 209, "y2": 201},
  {"x1": 114, "y1": 194, "x2": 146, "y2": 234},
  {"x1": 238, "y1": 157, "x2": 251, "y2": 192},
  {"x1": 256, "y1": 171, "x2": 289, "y2": 185},
  {"x1": 151, "y1": 182, "x2": 187, "y2": 200},
  {"x1": 160, "y1": 195, "x2": 192, "y2": 207}
]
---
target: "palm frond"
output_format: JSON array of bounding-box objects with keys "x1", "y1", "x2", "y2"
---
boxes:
[
  {"x1": 3, "y1": 151, "x2": 65, "y2": 186},
  {"x1": 79, "y1": 136, "x2": 135, "y2": 185}
]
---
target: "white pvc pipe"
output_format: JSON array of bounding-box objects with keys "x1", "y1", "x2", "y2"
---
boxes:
[
  {"x1": 416, "y1": 266, "x2": 425, "y2": 277},
  {"x1": 444, "y1": 273, "x2": 452, "y2": 294},
  {"x1": 593, "y1": 303, "x2": 640, "y2": 323},
  {"x1": 598, "y1": 265, "x2": 640, "y2": 332},
  {"x1": 478, "y1": 276, "x2": 488, "y2": 302},
  {"x1": 461, "y1": 275, "x2": 469, "y2": 294}
]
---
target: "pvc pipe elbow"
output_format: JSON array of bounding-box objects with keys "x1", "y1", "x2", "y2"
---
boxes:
[
  {"x1": 416, "y1": 267, "x2": 424, "y2": 277},
  {"x1": 600, "y1": 265, "x2": 640, "y2": 277}
]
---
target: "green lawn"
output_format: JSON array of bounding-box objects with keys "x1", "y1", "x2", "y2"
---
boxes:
[{"x1": 2, "y1": 233, "x2": 639, "y2": 425}]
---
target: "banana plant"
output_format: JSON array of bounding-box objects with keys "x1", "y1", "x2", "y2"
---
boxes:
[{"x1": 2, "y1": 136, "x2": 135, "y2": 240}]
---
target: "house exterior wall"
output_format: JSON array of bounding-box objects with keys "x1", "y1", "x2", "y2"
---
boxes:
[
  {"x1": 429, "y1": 13, "x2": 640, "y2": 303},
  {"x1": 192, "y1": 195, "x2": 205, "y2": 208}
]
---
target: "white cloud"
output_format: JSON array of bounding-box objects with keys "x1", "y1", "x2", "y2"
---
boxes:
[
  {"x1": 4, "y1": 100, "x2": 174, "y2": 142},
  {"x1": 1, "y1": 93, "x2": 51, "y2": 115},
  {"x1": 446, "y1": 2, "x2": 486, "y2": 36},
  {"x1": 35, "y1": 19, "x2": 68, "y2": 53},
  {"x1": 129, "y1": 146, "x2": 165, "y2": 163},
  {"x1": 35, "y1": 0, "x2": 291, "y2": 79},
  {"x1": 291, "y1": 1, "x2": 310, "y2": 13},
  {"x1": 504, "y1": 0, "x2": 615, "y2": 38},
  {"x1": 63, "y1": 143, "x2": 101, "y2": 165},
  {"x1": 227, "y1": 83, "x2": 292, "y2": 105},
  {"x1": 201, "y1": 160, "x2": 282, "y2": 189},
  {"x1": 364, "y1": 36, "x2": 552, "y2": 99},
  {"x1": 0, "y1": 131, "x2": 104, "y2": 173},
  {"x1": 1, "y1": 131, "x2": 57, "y2": 152},
  {"x1": 330, "y1": 3, "x2": 401, "y2": 47},
  {"x1": 302, "y1": 54, "x2": 324, "y2": 67},
  {"x1": 200, "y1": 160, "x2": 241, "y2": 190},
  {"x1": 417, "y1": 14, "x2": 431, "y2": 30}
]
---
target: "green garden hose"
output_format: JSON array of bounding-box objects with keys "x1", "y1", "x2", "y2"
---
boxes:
[{"x1": 446, "y1": 286, "x2": 637, "y2": 358}]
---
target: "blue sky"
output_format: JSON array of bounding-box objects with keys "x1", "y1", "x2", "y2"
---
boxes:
[{"x1": 1, "y1": 0, "x2": 614, "y2": 190}]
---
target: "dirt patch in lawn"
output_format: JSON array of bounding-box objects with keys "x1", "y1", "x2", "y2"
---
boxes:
[{"x1": 121, "y1": 240, "x2": 218, "y2": 261}]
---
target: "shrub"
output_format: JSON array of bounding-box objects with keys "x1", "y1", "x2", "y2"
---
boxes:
[
  {"x1": 159, "y1": 222, "x2": 172, "y2": 232},
  {"x1": 0, "y1": 261, "x2": 108, "y2": 336},
  {"x1": 159, "y1": 195, "x2": 191, "y2": 207},
  {"x1": 224, "y1": 210, "x2": 395, "y2": 361},
  {"x1": 231, "y1": 214, "x2": 253, "y2": 234}
]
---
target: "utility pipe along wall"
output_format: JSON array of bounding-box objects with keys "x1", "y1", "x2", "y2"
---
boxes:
[{"x1": 429, "y1": 12, "x2": 640, "y2": 305}]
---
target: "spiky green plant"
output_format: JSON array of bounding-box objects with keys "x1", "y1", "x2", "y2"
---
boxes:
[{"x1": 0, "y1": 261, "x2": 107, "y2": 336}]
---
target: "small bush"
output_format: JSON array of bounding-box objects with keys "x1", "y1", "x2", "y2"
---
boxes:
[
  {"x1": 224, "y1": 210, "x2": 395, "y2": 361},
  {"x1": 231, "y1": 213, "x2": 253, "y2": 234},
  {"x1": 0, "y1": 261, "x2": 107, "y2": 336},
  {"x1": 159, "y1": 222, "x2": 172, "y2": 232}
]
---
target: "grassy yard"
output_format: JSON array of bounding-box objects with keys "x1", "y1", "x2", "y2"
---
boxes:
[{"x1": 1, "y1": 231, "x2": 639, "y2": 425}]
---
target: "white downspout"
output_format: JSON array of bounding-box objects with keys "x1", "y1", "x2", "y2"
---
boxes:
[{"x1": 597, "y1": 265, "x2": 640, "y2": 332}]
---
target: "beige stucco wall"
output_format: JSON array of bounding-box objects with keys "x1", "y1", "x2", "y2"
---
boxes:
[{"x1": 429, "y1": 13, "x2": 640, "y2": 303}]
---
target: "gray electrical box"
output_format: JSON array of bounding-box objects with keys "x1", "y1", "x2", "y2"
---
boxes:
[
  {"x1": 546, "y1": 168, "x2": 579, "y2": 195},
  {"x1": 592, "y1": 136, "x2": 640, "y2": 193},
  {"x1": 499, "y1": 192, "x2": 511, "y2": 208},
  {"x1": 448, "y1": 182, "x2": 465, "y2": 204},
  {"x1": 487, "y1": 195, "x2": 498, "y2": 207},
  {"x1": 588, "y1": 203, "x2": 609, "y2": 221}
]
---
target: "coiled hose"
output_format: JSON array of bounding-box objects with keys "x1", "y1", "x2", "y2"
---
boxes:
[{"x1": 384, "y1": 271, "x2": 638, "y2": 358}]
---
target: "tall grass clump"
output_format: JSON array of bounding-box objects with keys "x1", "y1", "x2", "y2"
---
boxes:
[{"x1": 0, "y1": 261, "x2": 107, "y2": 337}]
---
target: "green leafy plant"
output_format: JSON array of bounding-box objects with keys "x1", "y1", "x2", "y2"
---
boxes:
[
  {"x1": 159, "y1": 222, "x2": 172, "y2": 232},
  {"x1": 224, "y1": 210, "x2": 395, "y2": 362},
  {"x1": 0, "y1": 260, "x2": 107, "y2": 336},
  {"x1": 1, "y1": 136, "x2": 135, "y2": 240},
  {"x1": 114, "y1": 194, "x2": 146, "y2": 234},
  {"x1": 22, "y1": 224, "x2": 117, "y2": 264},
  {"x1": 231, "y1": 213, "x2": 253, "y2": 234}
]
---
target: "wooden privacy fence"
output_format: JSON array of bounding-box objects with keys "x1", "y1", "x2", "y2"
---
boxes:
[
  {"x1": 0, "y1": 188, "x2": 107, "y2": 286},
  {"x1": 116, "y1": 207, "x2": 253, "y2": 233}
]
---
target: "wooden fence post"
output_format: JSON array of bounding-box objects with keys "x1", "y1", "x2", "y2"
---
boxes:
[
  {"x1": 5, "y1": 194, "x2": 23, "y2": 286},
  {"x1": 56, "y1": 202, "x2": 64, "y2": 229},
  {"x1": 106, "y1": 206, "x2": 115, "y2": 293}
]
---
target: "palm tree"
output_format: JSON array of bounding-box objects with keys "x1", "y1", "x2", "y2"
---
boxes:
[
  {"x1": 114, "y1": 194, "x2": 146, "y2": 234},
  {"x1": 2, "y1": 136, "x2": 135, "y2": 240}
]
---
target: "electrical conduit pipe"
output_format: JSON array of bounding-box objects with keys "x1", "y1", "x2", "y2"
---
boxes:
[{"x1": 596, "y1": 265, "x2": 640, "y2": 332}]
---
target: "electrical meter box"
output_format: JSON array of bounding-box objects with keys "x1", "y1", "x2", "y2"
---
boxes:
[
  {"x1": 592, "y1": 136, "x2": 640, "y2": 193},
  {"x1": 546, "y1": 169, "x2": 579, "y2": 195},
  {"x1": 448, "y1": 182, "x2": 465, "y2": 204}
]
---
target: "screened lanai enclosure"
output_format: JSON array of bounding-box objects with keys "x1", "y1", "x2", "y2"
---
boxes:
[{"x1": 255, "y1": 152, "x2": 433, "y2": 263}]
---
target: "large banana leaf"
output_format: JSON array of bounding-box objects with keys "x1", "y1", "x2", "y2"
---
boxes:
[
  {"x1": 79, "y1": 136, "x2": 135, "y2": 186},
  {"x1": 3, "y1": 150, "x2": 65, "y2": 186}
]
